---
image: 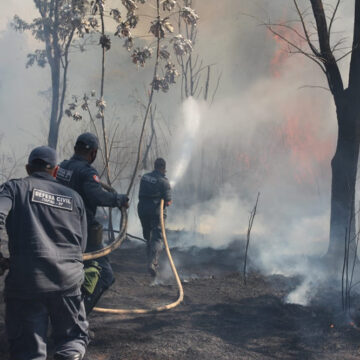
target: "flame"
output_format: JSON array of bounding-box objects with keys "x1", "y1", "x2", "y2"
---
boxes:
[
  {"x1": 280, "y1": 112, "x2": 333, "y2": 184},
  {"x1": 266, "y1": 21, "x2": 334, "y2": 185},
  {"x1": 268, "y1": 20, "x2": 305, "y2": 78},
  {"x1": 270, "y1": 34, "x2": 289, "y2": 78},
  {"x1": 235, "y1": 21, "x2": 335, "y2": 188}
]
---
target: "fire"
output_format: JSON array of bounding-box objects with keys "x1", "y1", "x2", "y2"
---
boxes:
[
  {"x1": 237, "y1": 153, "x2": 250, "y2": 169},
  {"x1": 266, "y1": 20, "x2": 334, "y2": 185},
  {"x1": 270, "y1": 33, "x2": 289, "y2": 78},
  {"x1": 235, "y1": 19, "x2": 335, "y2": 188},
  {"x1": 268, "y1": 21, "x2": 305, "y2": 78},
  {"x1": 280, "y1": 112, "x2": 333, "y2": 184}
]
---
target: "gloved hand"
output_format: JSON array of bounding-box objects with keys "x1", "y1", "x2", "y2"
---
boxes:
[
  {"x1": 116, "y1": 194, "x2": 129, "y2": 209},
  {"x1": 0, "y1": 252, "x2": 9, "y2": 276}
]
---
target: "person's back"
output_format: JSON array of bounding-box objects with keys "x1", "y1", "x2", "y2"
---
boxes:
[
  {"x1": 138, "y1": 169, "x2": 171, "y2": 216},
  {"x1": 57, "y1": 154, "x2": 109, "y2": 230},
  {"x1": 3, "y1": 172, "x2": 87, "y2": 297},
  {"x1": 138, "y1": 158, "x2": 172, "y2": 277},
  {"x1": 0, "y1": 146, "x2": 89, "y2": 360},
  {"x1": 56, "y1": 132, "x2": 128, "y2": 314}
]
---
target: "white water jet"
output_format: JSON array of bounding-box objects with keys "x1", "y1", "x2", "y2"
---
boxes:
[{"x1": 169, "y1": 97, "x2": 202, "y2": 187}]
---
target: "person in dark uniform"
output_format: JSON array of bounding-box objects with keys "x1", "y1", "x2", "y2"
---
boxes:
[
  {"x1": 0, "y1": 146, "x2": 89, "y2": 360},
  {"x1": 56, "y1": 132, "x2": 128, "y2": 314},
  {"x1": 138, "y1": 158, "x2": 172, "y2": 277}
]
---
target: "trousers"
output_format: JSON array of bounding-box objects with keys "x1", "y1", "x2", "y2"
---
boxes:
[
  {"x1": 137, "y1": 206, "x2": 164, "y2": 268},
  {"x1": 5, "y1": 289, "x2": 89, "y2": 360},
  {"x1": 83, "y1": 256, "x2": 115, "y2": 314}
]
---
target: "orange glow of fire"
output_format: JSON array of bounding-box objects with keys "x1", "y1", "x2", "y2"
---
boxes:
[
  {"x1": 268, "y1": 22, "x2": 304, "y2": 78},
  {"x1": 280, "y1": 112, "x2": 333, "y2": 184},
  {"x1": 270, "y1": 34, "x2": 289, "y2": 78}
]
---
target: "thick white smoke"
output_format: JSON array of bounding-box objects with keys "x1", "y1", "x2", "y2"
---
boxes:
[
  {"x1": 0, "y1": 1, "x2": 357, "y2": 305},
  {"x1": 168, "y1": 97, "x2": 202, "y2": 188}
]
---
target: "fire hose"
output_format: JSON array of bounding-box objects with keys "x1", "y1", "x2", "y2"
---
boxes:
[
  {"x1": 0, "y1": 182, "x2": 184, "y2": 314},
  {"x1": 84, "y1": 197, "x2": 184, "y2": 314}
]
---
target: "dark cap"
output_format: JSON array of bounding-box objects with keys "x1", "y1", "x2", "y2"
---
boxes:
[
  {"x1": 28, "y1": 146, "x2": 57, "y2": 168},
  {"x1": 76, "y1": 132, "x2": 99, "y2": 150},
  {"x1": 154, "y1": 158, "x2": 166, "y2": 170}
]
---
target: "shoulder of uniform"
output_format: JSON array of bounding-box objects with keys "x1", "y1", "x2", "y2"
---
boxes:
[
  {"x1": 8, "y1": 177, "x2": 30, "y2": 187},
  {"x1": 0, "y1": 178, "x2": 21, "y2": 190},
  {"x1": 59, "y1": 159, "x2": 69, "y2": 166},
  {"x1": 70, "y1": 189, "x2": 85, "y2": 205},
  {"x1": 159, "y1": 174, "x2": 169, "y2": 182},
  {"x1": 57, "y1": 183, "x2": 83, "y2": 203}
]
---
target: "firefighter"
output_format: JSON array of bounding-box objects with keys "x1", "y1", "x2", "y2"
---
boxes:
[
  {"x1": 0, "y1": 146, "x2": 89, "y2": 360},
  {"x1": 56, "y1": 132, "x2": 128, "y2": 314},
  {"x1": 138, "y1": 158, "x2": 172, "y2": 277}
]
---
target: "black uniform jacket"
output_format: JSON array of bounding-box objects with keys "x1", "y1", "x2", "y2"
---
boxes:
[
  {"x1": 0, "y1": 172, "x2": 87, "y2": 298},
  {"x1": 138, "y1": 170, "x2": 172, "y2": 216},
  {"x1": 56, "y1": 154, "x2": 117, "y2": 226}
]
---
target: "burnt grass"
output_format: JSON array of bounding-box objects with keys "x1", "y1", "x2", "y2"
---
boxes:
[{"x1": 1, "y1": 238, "x2": 360, "y2": 359}]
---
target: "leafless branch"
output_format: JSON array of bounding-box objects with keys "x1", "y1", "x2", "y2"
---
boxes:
[
  {"x1": 328, "y1": 0, "x2": 341, "y2": 39},
  {"x1": 243, "y1": 192, "x2": 260, "y2": 285}
]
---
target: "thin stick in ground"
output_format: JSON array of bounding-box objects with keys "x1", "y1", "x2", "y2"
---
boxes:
[{"x1": 243, "y1": 192, "x2": 260, "y2": 285}]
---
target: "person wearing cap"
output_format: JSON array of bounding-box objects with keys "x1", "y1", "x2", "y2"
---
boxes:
[
  {"x1": 0, "y1": 146, "x2": 89, "y2": 360},
  {"x1": 56, "y1": 132, "x2": 128, "y2": 314},
  {"x1": 138, "y1": 158, "x2": 172, "y2": 277}
]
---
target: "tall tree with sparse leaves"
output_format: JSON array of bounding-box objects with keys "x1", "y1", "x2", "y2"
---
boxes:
[
  {"x1": 13, "y1": 0, "x2": 93, "y2": 149},
  {"x1": 268, "y1": 0, "x2": 360, "y2": 264}
]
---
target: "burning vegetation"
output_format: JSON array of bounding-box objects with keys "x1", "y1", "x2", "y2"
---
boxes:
[{"x1": 2, "y1": 0, "x2": 360, "y2": 359}]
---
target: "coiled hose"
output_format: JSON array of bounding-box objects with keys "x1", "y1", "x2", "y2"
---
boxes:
[{"x1": 83, "y1": 199, "x2": 184, "y2": 314}]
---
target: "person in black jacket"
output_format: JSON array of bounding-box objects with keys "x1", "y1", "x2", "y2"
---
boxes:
[
  {"x1": 0, "y1": 146, "x2": 89, "y2": 360},
  {"x1": 138, "y1": 158, "x2": 172, "y2": 277},
  {"x1": 56, "y1": 133, "x2": 128, "y2": 314}
]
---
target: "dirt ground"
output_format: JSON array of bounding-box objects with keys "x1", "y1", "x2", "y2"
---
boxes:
[{"x1": 1, "y1": 237, "x2": 360, "y2": 360}]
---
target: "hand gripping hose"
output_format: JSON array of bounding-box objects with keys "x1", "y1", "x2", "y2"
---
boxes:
[
  {"x1": 83, "y1": 182, "x2": 127, "y2": 261},
  {"x1": 84, "y1": 198, "x2": 184, "y2": 314},
  {"x1": 82, "y1": 206, "x2": 128, "y2": 261}
]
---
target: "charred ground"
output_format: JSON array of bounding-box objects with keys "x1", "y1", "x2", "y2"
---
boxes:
[{"x1": 1, "y1": 237, "x2": 360, "y2": 360}]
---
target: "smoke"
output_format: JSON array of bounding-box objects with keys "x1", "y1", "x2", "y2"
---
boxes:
[
  {"x1": 162, "y1": 0, "x2": 355, "y2": 306},
  {"x1": 0, "y1": 1, "x2": 357, "y2": 304},
  {"x1": 168, "y1": 97, "x2": 202, "y2": 188}
]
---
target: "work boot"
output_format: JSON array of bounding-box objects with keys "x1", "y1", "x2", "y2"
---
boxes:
[
  {"x1": 148, "y1": 263, "x2": 157, "y2": 277},
  {"x1": 54, "y1": 353, "x2": 83, "y2": 360}
]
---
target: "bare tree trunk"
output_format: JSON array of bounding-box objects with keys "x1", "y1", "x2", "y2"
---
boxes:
[
  {"x1": 48, "y1": 53, "x2": 61, "y2": 149},
  {"x1": 328, "y1": 94, "x2": 360, "y2": 263},
  {"x1": 47, "y1": 0, "x2": 61, "y2": 149}
]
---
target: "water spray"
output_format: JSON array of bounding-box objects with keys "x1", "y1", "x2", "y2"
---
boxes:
[{"x1": 169, "y1": 97, "x2": 202, "y2": 188}]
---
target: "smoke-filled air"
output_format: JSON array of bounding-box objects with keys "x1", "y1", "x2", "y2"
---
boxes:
[{"x1": 1, "y1": 0, "x2": 360, "y2": 359}]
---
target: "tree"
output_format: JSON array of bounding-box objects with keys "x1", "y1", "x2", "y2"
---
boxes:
[
  {"x1": 267, "y1": 0, "x2": 360, "y2": 263},
  {"x1": 13, "y1": 0, "x2": 92, "y2": 149}
]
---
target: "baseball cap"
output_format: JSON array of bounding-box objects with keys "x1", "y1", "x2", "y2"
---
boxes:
[
  {"x1": 28, "y1": 146, "x2": 57, "y2": 168},
  {"x1": 154, "y1": 158, "x2": 166, "y2": 169},
  {"x1": 76, "y1": 132, "x2": 99, "y2": 150}
]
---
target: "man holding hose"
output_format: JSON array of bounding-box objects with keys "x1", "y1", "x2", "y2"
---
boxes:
[
  {"x1": 56, "y1": 133, "x2": 129, "y2": 314},
  {"x1": 138, "y1": 158, "x2": 172, "y2": 277},
  {"x1": 0, "y1": 146, "x2": 89, "y2": 360}
]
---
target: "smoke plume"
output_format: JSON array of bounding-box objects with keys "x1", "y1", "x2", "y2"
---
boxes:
[{"x1": 0, "y1": 1, "x2": 357, "y2": 304}]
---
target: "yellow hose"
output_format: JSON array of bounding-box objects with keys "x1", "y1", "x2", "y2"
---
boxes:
[
  {"x1": 83, "y1": 206, "x2": 127, "y2": 261},
  {"x1": 93, "y1": 199, "x2": 184, "y2": 314}
]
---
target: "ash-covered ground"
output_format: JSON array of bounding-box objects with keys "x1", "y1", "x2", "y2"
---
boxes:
[{"x1": 1, "y1": 233, "x2": 360, "y2": 360}]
